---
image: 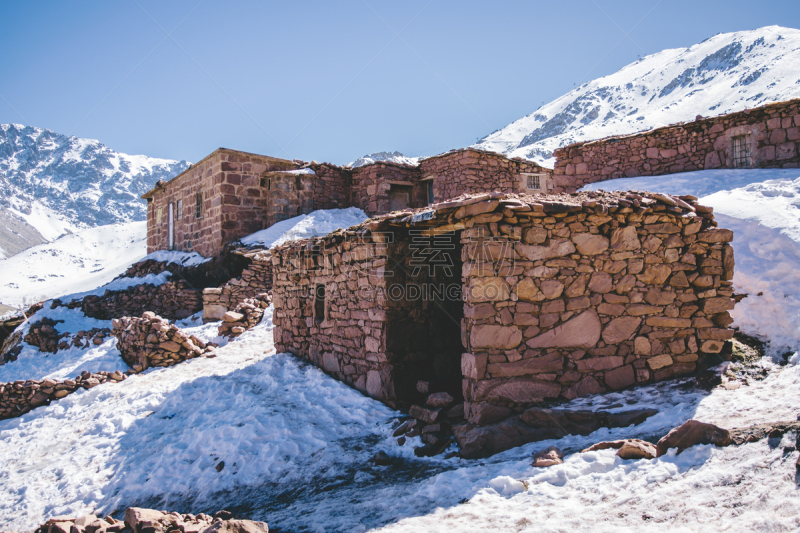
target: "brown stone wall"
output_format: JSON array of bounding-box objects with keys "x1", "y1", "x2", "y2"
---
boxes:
[
  {"x1": 351, "y1": 162, "x2": 423, "y2": 216},
  {"x1": 272, "y1": 228, "x2": 415, "y2": 404},
  {"x1": 553, "y1": 98, "x2": 800, "y2": 191},
  {"x1": 419, "y1": 148, "x2": 556, "y2": 202},
  {"x1": 61, "y1": 281, "x2": 203, "y2": 320},
  {"x1": 458, "y1": 194, "x2": 734, "y2": 425},
  {"x1": 146, "y1": 149, "x2": 300, "y2": 257},
  {"x1": 203, "y1": 253, "x2": 273, "y2": 321},
  {"x1": 146, "y1": 152, "x2": 219, "y2": 257},
  {"x1": 310, "y1": 163, "x2": 352, "y2": 211}
]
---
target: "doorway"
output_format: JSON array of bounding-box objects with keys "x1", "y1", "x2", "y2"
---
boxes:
[{"x1": 168, "y1": 202, "x2": 174, "y2": 250}]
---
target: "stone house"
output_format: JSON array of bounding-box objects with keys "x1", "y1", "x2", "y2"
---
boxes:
[
  {"x1": 553, "y1": 97, "x2": 800, "y2": 190},
  {"x1": 270, "y1": 190, "x2": 736, "y2": 425},
  {"x1": 143, "y1": 148, "x2": 553, "y2": 258}
]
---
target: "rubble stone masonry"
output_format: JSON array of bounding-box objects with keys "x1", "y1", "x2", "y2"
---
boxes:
[
  {"x1": 553, "y1": 98, "x2": 800, "y2": 190},
  {"x1": 271, "y1": 190, "x2": 735, "y2": 426}
]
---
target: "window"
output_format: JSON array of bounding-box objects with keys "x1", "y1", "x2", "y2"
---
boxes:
[
  {"x1": 526, "y1": 174, "x2": 543, "y2": 190},
  {"x1": 314, "y1": 284, "x2": 326, "y2": 324},
  {"x1": 156, "y1": 207, "x2": 162, "y2": 224},
  {"x1": 732, "y1": 135, "x2": 751, "y2": 168},
  {"x1": 176, "y1": 199, "x2": 182, "y2": 220},
  {"x1": 196, "y1": 191, "x2": 203, "y2": 219},
  {"x1": 426, "y1": 180, "x2": 434, "y2": 205}
]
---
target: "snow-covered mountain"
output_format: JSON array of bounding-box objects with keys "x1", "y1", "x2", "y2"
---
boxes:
[
  {"x1": 0, "y1": 124, "x2": 189, "y2": 257},
  {"x1": 474, "y1": 26, "x2": 800, "y2": 167},
  {"x1": 348, "y1": 151, "x2": 419, "y2": 168}
]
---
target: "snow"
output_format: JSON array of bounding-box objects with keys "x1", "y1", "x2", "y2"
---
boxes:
[
  {"x1": 9, "y1": 202, "x2": 82, "y2": 242},
  {"x1": 140, "y1": 250, "x2": 211, "y2": 267},
  {"x1": 583, "y1": 168, "x2": 800, "y2": 356},
  {"x1": 474, "y1": 26, "x2": 800, "y2": 166},
  {"x1": 279, "y1": 167, "x2": 316, "y2": 175},
  {"x1": 0, "y1": 221, "x2": 147, "y2": 307},
  {"x1": 240, "y1": 208, "x2": 368, "y2": 249},
  {"x1": 348, "y1": 151, "x2": 420, "y2": 168}
]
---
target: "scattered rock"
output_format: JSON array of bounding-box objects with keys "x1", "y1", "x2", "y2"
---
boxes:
[
  {"x1": 426, "y1": 392, "x2": 455, "y2": 408},
  {"x1": 373, "y1": 451, "x2": 392, "y2": 465},
  {"x1": 532, "y1": 446, "x2": 564, "y2": 467},
  {"x1": 616, "y1": 439, "x2": 657, "y2": 460},
  {"x1": 656, "y1": 419, "x2": 732, "y2": 456}
]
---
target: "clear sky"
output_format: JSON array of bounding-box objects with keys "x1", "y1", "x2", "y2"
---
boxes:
[{"x1": 1, "y1": 0, "x2": 799, "y2": 165}]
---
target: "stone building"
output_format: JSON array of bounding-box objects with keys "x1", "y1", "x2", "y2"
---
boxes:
[
  {"x1": 552, "y1": 97, "x2": 800, "y2": 190},
  {"x1": 270, "y1": 190, "x2": 736, "y2": 425},
  {"x1": 143, "y1": 147, "x2": 553, "y2": 258}
]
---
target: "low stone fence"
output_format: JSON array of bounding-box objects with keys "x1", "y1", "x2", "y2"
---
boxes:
[
  {"x1": 59, "y1": 281, "x2": 203, "y2": 321},
  {"x1": 217, "y1": 293, "x2": 272, "y2": 337},
  {"x1": 203, "y1": 253, "x2": 272, "y2": 322},
  {"x1": 34, "y1": 506, "x2": 268, "y2": 533},
  {"x1": 0, "y1": 370, "x2": 126, "y2": 421},
  {"x1": 553, "y1": 97, "x2": 800, "y2": 190},
  {"x1": 112, "y1": 312, "x2": 215, "y2": 372},
  {"x1": 23, "y1": 317, "x2": 110, "y2": 353}
]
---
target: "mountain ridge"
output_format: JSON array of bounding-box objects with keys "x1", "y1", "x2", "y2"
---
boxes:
[
  {"x1": 473, "y1": 25, "x2": 800, "y2": 166},
  {"x1": 0, "y1": 124, "x2": 189, "y2": 257}
]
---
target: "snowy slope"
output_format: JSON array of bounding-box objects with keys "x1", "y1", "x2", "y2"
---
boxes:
[
  {"x1": 0, "y1": 221, "x2": 147, "y2": 307},
  {"x1": 0, "y1": 124, "x2": 189, "y2": 255},
  {"x1": 583, "y1": 168, "x2": 800, "y2": 356},
  {"x1": 348, "y1": 151, "x2": 420, "y2": 168},
  {"x1": 474, "y1": 26, "x2": 800, "y2": 166}
]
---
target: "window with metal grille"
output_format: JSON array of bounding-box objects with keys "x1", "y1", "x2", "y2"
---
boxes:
[
  {"x1": 732, "y1": 135, "x2": 751, "y2": 168},
  {"x1": 196, "y1": 191, "x2": 203, "y2": 219},
  {"x1": 526, "y1": 174, "x2": 542, "y2": 190}
]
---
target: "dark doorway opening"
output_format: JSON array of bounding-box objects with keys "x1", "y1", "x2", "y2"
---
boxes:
[{"x1": 387, "y1": 229, "x2": 465, "y2": 404}]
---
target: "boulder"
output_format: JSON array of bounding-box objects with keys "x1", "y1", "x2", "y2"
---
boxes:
[
  {"x1": 125, "y1": 509, "x2": 164, "y2": 532},
  {"x1": 426, "y1": 392, "x2": 455, "y2": 408},
  {"x1": 616, "y1": 439, "x2": 657, "y2": 460},
  {"x1": 222, "y1": 311, "x2": 245, "y2": 323},
  {"x1": 532, "y1": 446, "x2": 564, "y2": 467},
  {"x1": 656, "y1": 419, "x2": 732, "y2": 456}
]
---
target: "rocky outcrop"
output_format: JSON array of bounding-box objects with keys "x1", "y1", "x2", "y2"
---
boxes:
[
  {"x1": 0, "y1": 370, "x2": 126, "y2": 421},
  {"x1": 112, "y1": 312, "x2": 215, "y2": 372},
  {"x1": 32, "y1": 507, "x2": 268, "y2": 533},
  {"x1": 217, "y1": 294, "x2": 272, "y2": 338},
  {"x1": 655, "y1": 419, "x2": 732, "y2": 456}
]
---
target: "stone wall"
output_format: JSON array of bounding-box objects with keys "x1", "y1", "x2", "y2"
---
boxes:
[
  {"x1": 217, "y1": 293, "x2": 272, "y2": 337},
  {"x1": 61, "y1": 281, "x2": 203, "y2": 321},
  {"x1": 112, "y1": 312, "x2": 214, "y2": 372},
  {"x1": 351, "y1": 162, "x2": 424, "y2": 216},
  {"x1": 271, "y1": 228, "x2": 401, "y2": 404},
  {"x1": 0, "y1": 370, "x2": 126, "y2": 421},
  {"x1": 419, "y1": 148, "x2": 557, "y2": 202},
  {"x1": 203, "y1": 252, "x2": 272, "y2": 321},
  {"x1": 24, "y1": 317, "x2": 110, "y2": 353},
  {"x1": 553, "y1": 98, "x2": 800, "y2": 190},
  {"x1": 310, "y1": 163, "x2": 352, "y2": 212},
  {"x1": 271, "y1": 191, "x2": 735, "y2": 427},
  {"x1": 145, "y1": 149, "x2": 299, "y2": 257}
]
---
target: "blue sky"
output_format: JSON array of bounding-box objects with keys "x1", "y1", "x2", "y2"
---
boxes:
[{"x1": 1, "y1": 0, "x2": 799, "y2": 165}]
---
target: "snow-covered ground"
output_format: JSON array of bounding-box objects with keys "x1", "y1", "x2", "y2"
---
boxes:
[
  {"x1": 240, "y1": 208, "x2": 367, "y2": 249},
  {"x1": 584, "y1": 168, "x2": 800, "y2": 356},
  {"x1": 1, "y1": 174, "x2": 799, "y2": 531},
  {"x1": 0, "y1": 221, "x2": 146, "y2": 307}
]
